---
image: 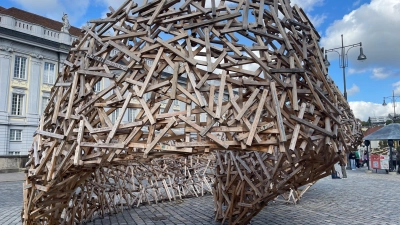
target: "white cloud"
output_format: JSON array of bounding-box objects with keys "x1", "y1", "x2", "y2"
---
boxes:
[
  {"x1": 371, "y1": 67, "x2": 400, "y2": 79},
  {"x1": 353, "y1": 0, "x2": 361, "y2": 7},
  {"x1": 12, "y1": 0, "x2": 90, "y2": 25},
  {"x1": 290, "y1": 0, "x2": 324, "y2": 12},
  {"x1": 348, "y1": 68, "x2": 368, "y2": 75},
  {"x1": 309, "y1": 13, "x2": 327, "y2": 28},
  {"x1": 347, "y1": 84, "x2": 360, "y2": 96},
  {"x1": 349, "y1": 101, "x2": 393, "y2": 121},
  {"x1": 392, "y1": 82, "x2": 400, "y2": 96},
  {"x1": 371, "y1": 67, "x2": 389, "y2": 79},
  {"x1": 205, "y1": 0, "x2": 222, "y2": 8},
  {"x1": 321, "y1": 0, "x2": 400, "y2": 72}
]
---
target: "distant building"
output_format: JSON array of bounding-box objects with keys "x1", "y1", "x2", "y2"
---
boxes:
[
  {"x1": 0, "y1": 6, "x2": 80, "y2": 155},
  {"x1": 363, "y1": 126, "x2": 384, "y2": 149},
  {"x1": 369, "y1": 116, "x2": 389, "y2": 125}
]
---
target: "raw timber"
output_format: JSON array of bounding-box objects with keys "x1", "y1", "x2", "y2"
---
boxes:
[{"x1": 23, "y1": 0, "x2": 363, "y2": 224}]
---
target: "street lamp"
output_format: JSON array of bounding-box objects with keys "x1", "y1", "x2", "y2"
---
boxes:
[
  {"x1": 388, "y1": 139, "x2": 394, "y2": 172},
  {"x1": 382, "y1": 90, "x2": 400, "y2": 120},
  {"x1": 382, "y1": 91, "x2": 400, "y2": 172},
  {"x1": 324, "y1": 34, "x2": 367, "y2": 100},
  {"x1": 364, "y1": 140, "x2": 370, "y2": 170}
]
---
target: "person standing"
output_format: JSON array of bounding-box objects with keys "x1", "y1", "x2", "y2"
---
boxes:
[
  {"x1": 363, "y1": 152, "x2": 369, "y2": 167},
  {"x1": 349, "y1": 151, "x2": 356, "y2": 170},
  {"x1": 392, "y1": 151, "x2": 397, "y2": 171},
  {"x1": 340, "y1": 153, "x2": 347, "y2": 179},
  {"x1": 397, "y1": 151, "x2": 400, "y2": 174}
]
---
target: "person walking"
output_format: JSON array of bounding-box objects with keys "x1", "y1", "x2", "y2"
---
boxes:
[
  {"x1": 340, "y1": 153, "x2": 347, "y2": 179},
  {"x1": 355, "y1": 151, "x2": 360, "y2": 168},
  {"x1": 349, "y1": 151, "x2": 356, "y2": 170}
]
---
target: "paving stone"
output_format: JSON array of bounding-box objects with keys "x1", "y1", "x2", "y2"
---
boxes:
[{"x1": 1, "y1": 168, "x2": 400, "y2": 224}]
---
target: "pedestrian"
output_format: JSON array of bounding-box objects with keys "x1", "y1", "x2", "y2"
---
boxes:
[
  {"x1": 340, "y1": 154, "x2": 347, "y2": 179},
  {"x1": 355, "y1": 150, "x2": 360, "y2": 168},
  {"x1": 349, "y1": 151, "x2": 356, "y2": 170},
  {"x1": 363, "y1": 152, "x2": 369, "y2": 167},
  {"x1": 397, "y1": 151, "x2": 400, "y2": 174},
  {"x1": 392, "y1": 151, "x2": 397, "y2": 171}
]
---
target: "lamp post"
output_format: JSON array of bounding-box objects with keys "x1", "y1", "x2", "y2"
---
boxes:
[
  {"x1": 382, "y1": 90, "x2": 400, "y2": 121},
  {"x1": 364, "y1": 140, "x2": 370, "y2": 170},
  {"x1": 382, "y1": 91, "x2": 400, "y2": 172},
  {"x1": 324, "y1": 34, "x2": 367, "y2": 100},
  {"x1": 388, "y1": 139, "x2": 394, "y2": 172}
]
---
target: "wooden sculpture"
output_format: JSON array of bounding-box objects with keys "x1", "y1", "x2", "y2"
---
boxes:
[{"x1": 22, "y1": 0, "x2": 363, "y2": 224}]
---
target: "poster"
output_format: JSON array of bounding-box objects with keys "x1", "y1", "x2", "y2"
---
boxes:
[{"x1": 380, "y1": 155, "x2": 389, "y2": 169}]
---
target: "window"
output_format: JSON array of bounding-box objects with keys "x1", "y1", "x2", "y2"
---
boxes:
[
  {"x1": 43, "y1": 62, "x2": 55, "y2": 84},
  {"x1": 10, "y1": 129, "x2": 22, "y2": 141},
  {"x1": 110, "y1": 109, "x2": 119, "y2": 123},
  {"x1": 14, "y1": 56, "x2": 27, "y2": 79},
  {"x1": 128, "y1": 108, "x2": 137, "y2": 122},
  {"x1": 94, "y1": 81, "x2": 101, "y2": 92},
  {"x1": 41, "y1": 97, "x2": 49, "y2": 114},
  {"x1": 11, "y1": 93, "x2": 24, "y2": 115},
  {"x1": 9, "y1": 152, "x2": 21, "y2": 155}
]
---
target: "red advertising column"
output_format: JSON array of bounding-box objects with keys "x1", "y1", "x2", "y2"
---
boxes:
[{"x1": 370, "y1": 154, "x2": 381, "y2": 169}]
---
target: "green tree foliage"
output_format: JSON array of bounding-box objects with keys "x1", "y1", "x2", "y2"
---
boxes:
[
  {"x1": 361, "y1": 121, "x2": 369, "y2": 126},
  {"x1": 379, "y1": 140, "x2": 388, "y2": 149}
]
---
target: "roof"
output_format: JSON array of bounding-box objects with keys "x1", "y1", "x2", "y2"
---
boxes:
[
  {"x1": 363, "y1": 126, "x2": 383, "y2": 137},
  {"x1": 0, "y1": 7, "x2": 81, "y2": 37},
  {"x1": 364, "y1": 123, "x2": 400, "y2": 140}
]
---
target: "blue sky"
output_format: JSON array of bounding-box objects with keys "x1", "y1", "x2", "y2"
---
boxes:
[{"x1": 1, "y1": 0, "x2": 399, "y2": 121}]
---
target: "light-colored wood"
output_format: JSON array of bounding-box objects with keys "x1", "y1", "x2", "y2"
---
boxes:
[{"x1": 23, "y1": 1, "x2": 363, "y2": 225}]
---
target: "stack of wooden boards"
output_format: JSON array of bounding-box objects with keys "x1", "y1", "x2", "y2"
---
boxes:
[
  {"x1": 22, "y1": 0, "x2": 363, "y2": 224},
  {"x1": 370, "y1": 148, "x2": 389, "y2": 155}
]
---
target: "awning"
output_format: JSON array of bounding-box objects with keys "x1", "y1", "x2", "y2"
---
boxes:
[{"x1": 364, "y1": 123, "x2": 400, "y2": 140}]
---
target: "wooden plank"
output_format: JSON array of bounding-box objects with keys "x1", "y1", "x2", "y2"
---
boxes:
[
  {"x1": 107, "y1": 40, "x2": 141, "y2": 62},
  {"x1": 243, "y1": 47, "x2": 286, "y2": 87},
  {"x1": 35, "y1": 130, "x2": 64, "y2": 140},
  {"x1": 156, "y1": 38, "x2": 197, "y2": 66},
  {"x1": 183, "y1": 12, "x2": 241, "y2": 30},
  {"x1": 106, "y1": 92, "x2": 133, "y2": 143},
  {"x1": 234, "y1": 88, "x2": 259, "y2": 121},
  {"x1": 171, "y1": 62, "x2": 179, "y2": 99},
  {"x1": 143, "y1": 117, "x2": 176, "y2": 157},
  {"x1": 74, "y1": 120, "x2": 84, "y2": 165},
  {"x1": 246, "y1": 89, "x2": 268, "y2": 146},
  {"x1": 290, "y1": 115, "x2": 335, "y2": 138},
  {"x1": 216, "y1": 72, "x2": 227, "y2": 119},
  {"x1": 270, "y1": 82, "x2": 287, "y2": 142},
  {"x1": 289, "y1": 103, "x2": 306, "y2": 150},
  {"x1": 138, "y1": 47, "x2": 164, "y2": 97},
  {"x1": 178, "y1": 115, "x2": 229, "y2": 149}
]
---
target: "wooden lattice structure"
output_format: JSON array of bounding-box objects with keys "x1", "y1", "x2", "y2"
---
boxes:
[{"x1": 23, "y1": 0, "x2": 363, "y2": 224}]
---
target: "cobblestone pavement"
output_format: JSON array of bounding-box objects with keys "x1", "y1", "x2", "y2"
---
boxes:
[
  {"x1": 1, "y1": 169, "x2": 400, "y2": 225},
  {"x1": 0, "y1": 175, "x2": 23, "y2": 225}
]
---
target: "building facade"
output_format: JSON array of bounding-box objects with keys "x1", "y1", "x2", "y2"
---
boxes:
[
  {"x1": 0, "y1": 7, "x2": 80, "y2": 155},
  {"x1": 369, "y1": 116, "x2": 389, "y2": 125},
  {"x1": 0, "y1": 7, "x2": 222, "y2": 155}
]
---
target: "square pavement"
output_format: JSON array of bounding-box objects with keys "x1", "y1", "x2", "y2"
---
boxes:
[{"x1": 1, "y1": 169, "x2": 399, "y2": 225}]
